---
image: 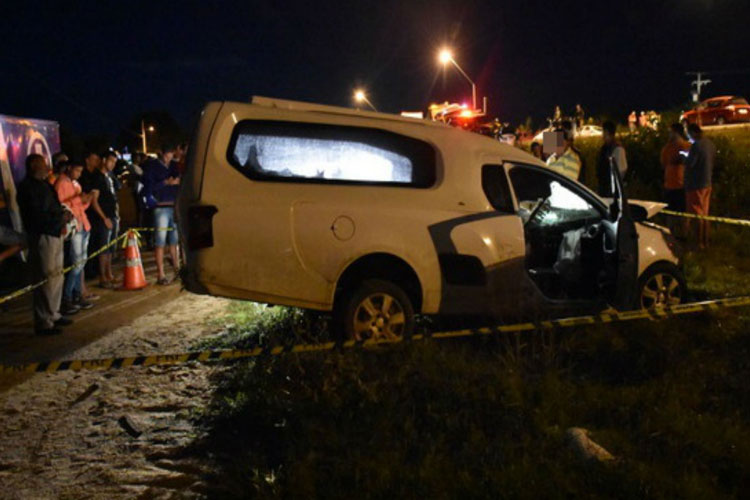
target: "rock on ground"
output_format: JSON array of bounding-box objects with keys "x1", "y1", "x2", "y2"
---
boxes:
[{"x1": 0, "y1": 292, "x2": 230, "y2": 499}]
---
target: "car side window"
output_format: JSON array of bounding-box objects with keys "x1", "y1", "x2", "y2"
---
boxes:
[
  {"x1": 481, "y1": 164, "x2": 513, "y2": 213},
  {"x1": 508, "y1": 166, "x2": 601, "y2": 225},
  {"x1": 227, "y1": 120, "x2": 436, "y2": 188}
]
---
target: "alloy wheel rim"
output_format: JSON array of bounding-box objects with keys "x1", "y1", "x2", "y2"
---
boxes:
[
  {"x1": 352, "y1": 292, "x2": 406, "y2": 341},
  {"x1": 641, "y1": 273, "x2": 682, "y2": 309}
]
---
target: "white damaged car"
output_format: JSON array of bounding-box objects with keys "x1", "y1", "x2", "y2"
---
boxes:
[{"x1": 178, "y1": 97, "x2": 685, "y2": 340}]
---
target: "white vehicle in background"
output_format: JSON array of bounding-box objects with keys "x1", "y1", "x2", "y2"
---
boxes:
[
  {"x1": 178, "y1": 97, "x2": 685, "y2": 340},
  {"x1": 577, "y1": 124, "x2": 603, "y2": 138},
  {"x1": 533, "y1": 124, "x2": 602, "y2": 143}
]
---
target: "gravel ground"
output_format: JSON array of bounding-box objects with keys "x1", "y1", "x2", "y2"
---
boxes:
[{"x1": 0, "y1": 292, "x2": 231, "y2": 499}]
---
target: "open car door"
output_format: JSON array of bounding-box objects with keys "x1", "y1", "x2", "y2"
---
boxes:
[{"x1": 605, "y1": 160, "x2": 639, "y2": 310}]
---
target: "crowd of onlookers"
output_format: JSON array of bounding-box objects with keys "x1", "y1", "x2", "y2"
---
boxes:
[
  {"x1": 0, "y1": 143, "x2": 185, "y2": 335},
  {"x1": 527, "y1": 119, "x2": 715, "y2": 249},
  {"x1": 0, "y1": 114, "x2": 721, "y2": 335}
]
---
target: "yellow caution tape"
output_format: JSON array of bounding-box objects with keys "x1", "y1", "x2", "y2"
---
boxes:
[
  {"x1": 0, "y1": 227, "x2": 178, "y2": 305},
  {"x1": 662, "y1": 209, "x2": 750, "y2": 227},
  {"x1": 2, "y1": 295, "x2": 750, "y2": 375},
  {"x1": 0, "y1": 232, "x2": 129, "y2": 306}
]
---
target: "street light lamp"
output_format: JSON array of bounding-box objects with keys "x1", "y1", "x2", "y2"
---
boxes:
[
  {"x1": 140, "y1": 120, "x2": 156, "y2": 154},
  {"x1": 438, "y1": 47, "x2": 477, "y2": 111},
  {"x1": 353, "y1": 89, "x2": 377, "y2": 111}
]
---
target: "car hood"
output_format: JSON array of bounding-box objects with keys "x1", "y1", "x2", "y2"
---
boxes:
[
  {"x1": 630, "y1": 199, "x2": 668, "y2": 219},
  {"x1": 600, "y1": 198, "x2": 668, "y2": 219}
]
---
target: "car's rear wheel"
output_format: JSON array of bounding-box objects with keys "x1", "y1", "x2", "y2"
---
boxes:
[
  {"x1": 335, "y1": 279, "x2": 414, "y2": 341},
  {"x1": 637, "y1": 263, "x2": 686, "y2": 309},
  {"x1": 716, "y1": 116, "x2": 726, "y2": 125}
]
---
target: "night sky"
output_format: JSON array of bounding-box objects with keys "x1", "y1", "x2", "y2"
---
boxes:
[{"x1": 1, "y1": 0, "x2": 748, "y2": 137}]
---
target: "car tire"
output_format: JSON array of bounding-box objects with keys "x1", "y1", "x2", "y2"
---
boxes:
[
  {"x1": 637, "y1": 262, "x2": 686, "y2": 310},
  {"x1": 334, "y1": 279, "x2": 415, "y2": 341},
  {"x1": 716, "y1": 116, "x2": 726, "y2": 125}
]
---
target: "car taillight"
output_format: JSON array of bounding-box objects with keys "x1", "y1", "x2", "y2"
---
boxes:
[{"x1": 187, "y1": 205, "x2": 218, "y2": 250}]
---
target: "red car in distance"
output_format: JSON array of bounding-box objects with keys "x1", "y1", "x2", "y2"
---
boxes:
[{"x1": 680, "y1": 96, "x2": 750, "y2": 126}]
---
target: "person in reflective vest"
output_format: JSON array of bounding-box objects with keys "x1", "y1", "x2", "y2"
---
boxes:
[{"x1": 546, "y1": 128, "x2": 582, "y2": 180}]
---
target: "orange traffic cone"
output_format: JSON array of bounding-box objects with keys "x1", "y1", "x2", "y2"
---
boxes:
[{"x1": 121, "y1": 230, "x2": 148, "y2": 290}]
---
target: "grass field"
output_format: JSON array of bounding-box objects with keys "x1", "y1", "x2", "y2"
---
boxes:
[{"x1": 190, "y1": 127, "x2": 750, "y2": 498}]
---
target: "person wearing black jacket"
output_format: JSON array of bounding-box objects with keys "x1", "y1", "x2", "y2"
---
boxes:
[{"x1": 16, "y1": 154, "x2": 74, "y2": 335}]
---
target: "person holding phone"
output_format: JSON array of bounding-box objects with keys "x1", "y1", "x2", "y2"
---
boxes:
[
  {"x1": 660, "y1": 123, "x2": 691, "y2": 212},
  {"x1": 142, "y1": 143, "x2": 180, "y2": 285}
]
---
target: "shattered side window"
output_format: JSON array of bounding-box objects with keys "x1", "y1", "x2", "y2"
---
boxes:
[
  {"x1": 509, "y1": 165, "x2": 601, "y2": 225},
  {"x1": 227, "y1": 120, "x2": 436, "y2": 187},
  {"x1": 534, "y1": 180, "x2": 600, "y2": 225}
]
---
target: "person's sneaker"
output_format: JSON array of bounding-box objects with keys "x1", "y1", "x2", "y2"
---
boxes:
[
  {"x1": 83, "y1": 293, "x2": 101, "y2": 301},
  {"x1": 36, "y1": 327, "x2": 63, "y2": 336},
  {"x1": 60, "y1": 301, "x2": 80, "y2": 315},
  {"x1": 54, "y1": 316, "x2": 74, "y2": 327},
  {"x1": 73, "y1": 296, "x2": 94, "y2": 310}
]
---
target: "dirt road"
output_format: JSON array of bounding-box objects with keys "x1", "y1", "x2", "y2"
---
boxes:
[{"x1": 0, "y1": 292, "x2": 231, "y2": 499}]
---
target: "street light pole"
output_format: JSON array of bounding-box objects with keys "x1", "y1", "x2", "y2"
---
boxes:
[
  {"x1": 439, "y1": 49, "x2": 477, "y2": 111},
  {"x1": 450, "y1": 60, "x2": 477, "y2": 111},
  {"x1": 140, "y1": 119, "x2": 147, "y2": 154}
]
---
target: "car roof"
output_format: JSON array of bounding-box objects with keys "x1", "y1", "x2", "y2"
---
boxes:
[
  {"x1": 228, "y1": 96, "x2": 547, "y2": 166},
  {"x1": 705, "y1": 96, "x2": 734, "y2": 101},
  {"x1": 249, "y1": 95, "x2": 447, "y2": 128}
]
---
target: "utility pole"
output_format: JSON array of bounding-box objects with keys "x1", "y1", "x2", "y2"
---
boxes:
[{"x1": 686, "y1": 72, "x2": 711, "y2": 102}]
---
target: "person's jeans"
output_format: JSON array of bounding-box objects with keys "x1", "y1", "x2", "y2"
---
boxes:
[
  {"x1": 108, "y1": 216, "x2": 120, "y2": 255},
  {"x1": 63, "y1": 229, "x2": 89, "y2": 301},
  {"x1": 153, "y1": 206, "x2": 179, "y2": 247}
]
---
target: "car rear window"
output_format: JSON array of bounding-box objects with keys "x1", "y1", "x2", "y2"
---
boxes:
[
  {"x1": 731, "y1": 97, "x2": 749, "y2": 105},
  {"x1": 227, "y1": 120, "x2": 436, "y2": 187}
]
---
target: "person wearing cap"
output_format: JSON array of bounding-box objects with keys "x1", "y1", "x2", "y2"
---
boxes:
[
  {"x1": 546, "y1": 127, "x2": 583, "y2": 180},
  {"x1": 49, "y1": 152, "x2": 68, "y2": 185}
]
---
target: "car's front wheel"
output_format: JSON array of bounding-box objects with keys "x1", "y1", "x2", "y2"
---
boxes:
[
  {"x1": 637, "y1": 263, "x2": 686, "y2": 309},
  {"x1": 335, "y1": 279, "x2": 415, "y2": 341},
  {"x1": 716, "y1": 116, "x2": 726, "y2": 125}
]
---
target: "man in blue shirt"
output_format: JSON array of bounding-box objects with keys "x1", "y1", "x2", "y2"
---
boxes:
[
  {"x1": 685, "y1": 124, "x2": 716, "y2": 249},
  {"x1": 142, "y1": 143, "x2": 180, "y2": 285}
]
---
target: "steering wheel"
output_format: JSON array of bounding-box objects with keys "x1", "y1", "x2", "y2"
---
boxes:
[{"x1": 526, "y1": 196, "x2": 551, "y2": 226}]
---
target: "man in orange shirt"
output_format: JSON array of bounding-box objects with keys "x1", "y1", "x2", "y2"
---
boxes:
[
  {"x1": 660, "y1": 123, "x2": 690, "y2": 212},
  {"x1": 55, "y1": 160, "x2": 97, "y2": 312}
]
